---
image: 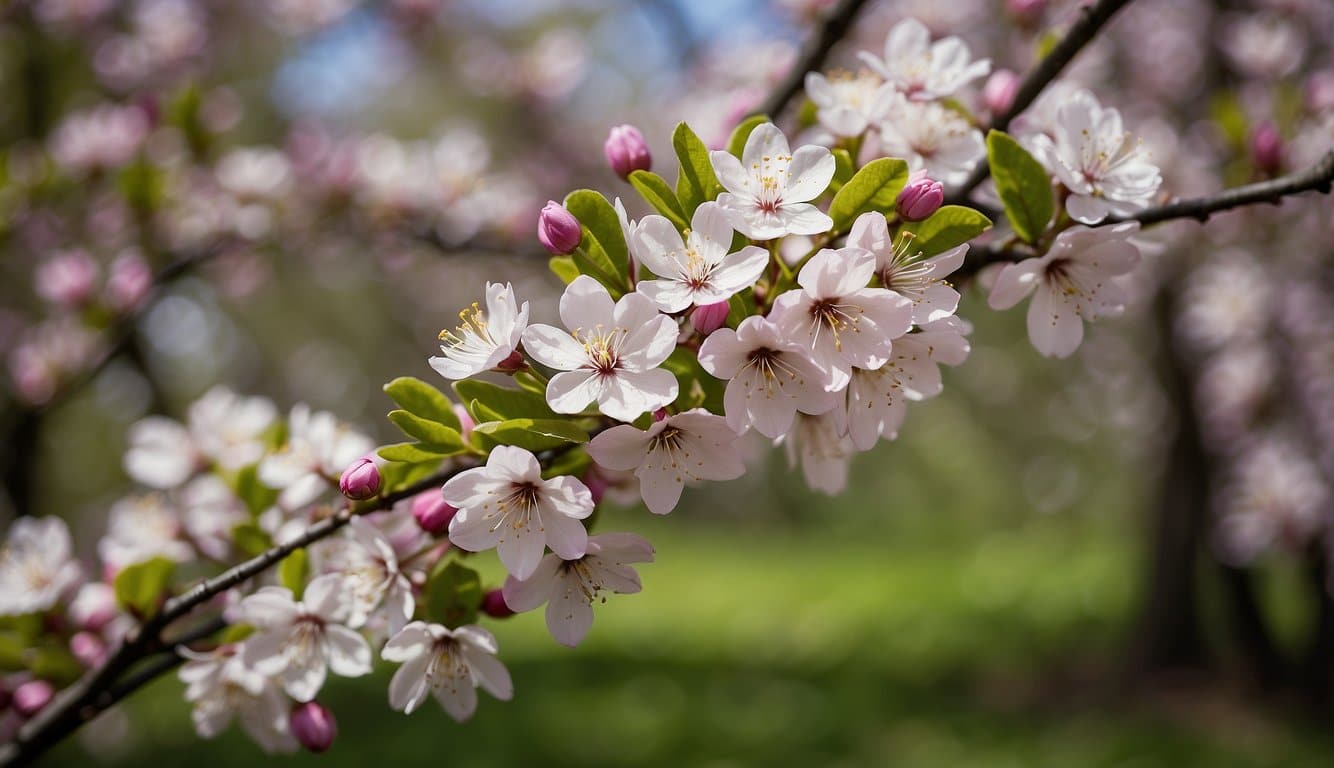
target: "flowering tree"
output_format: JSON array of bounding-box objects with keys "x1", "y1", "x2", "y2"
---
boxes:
[{"x1": 1, "y1": 0, "x2": 1332, "y2": 762}]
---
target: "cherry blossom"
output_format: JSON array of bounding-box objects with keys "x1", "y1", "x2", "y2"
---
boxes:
[
  {"x1": 586, "y1": 409, "x2": 745, "y2": 514},
  {"x1": 803, "y1": 70, "x2": 894, "y2": 138},
  {"x1": 632, "y1": 201, "x2": 768, "y2": 313},
  {"x1": 846, "y1": 211, "x2": 967, "y2": 325},
  {"x1": 520, "y1": 276, "x2": 678, "y2": 423},
  {"x1": 769, "y1": 246, "x2": 914, "y2": 392},
  {"x1": 429, "y1": 282, "x2": 529, "y2": 380},
  {"x1": 988, "y1": 222, "x2": 1141, "y2": 358},
  {"x1": 98, "y1": 494, "x2": 194, "y2": 571},
  {"x1": 709, "y1": 122, "x2": 835, "y2": 240},
  {"x1": 1028, "y1": 90, "x2": 1162, "y2": 224},
  {"x1": 381, "y1": 622, "x2": 513, "y2": 721},
  {"x1": 179, "y1": 475, "x2": 250, "y2": 562},
  {"x1": 442, "y1": 445, "x2": 593, "y2": 579},
  {"x1": 502, "y1": 532, "x2": 654, "y2": 647},
  {"x1": 0, "y1": 517, "x2": 82, "y2": 616},
  {"x1": 124, "y1": 386, "x2": 278, "y2": 489},
  {"x1": 878, "y1": 99, "x2": 986, "y2": 186},
  {"x1": 313, "y1": 518, "x2": 414, "y2": 634},
  {"x1": 178, "y1": 648, "x2": 297, "y2": 754},
  {"x1": 782, "y1": 411, "x2": 855, "y2": 495},
  {"x1": 258, "y1": 405, "x2": 375, "y2": 510},
  {"x1": 857, "y1": 18, "x2": 990, "y2": 101},
  {"x1": 239, "y1": 575, "x2": 374, "y2": 702},
  {"x1": 697, "y1": 316, "x2": 837, "y2": 438}
]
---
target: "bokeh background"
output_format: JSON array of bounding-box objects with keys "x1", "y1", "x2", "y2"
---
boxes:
[{"x1": 4, "y1": 0, "x2": 1334, "y2": 765}]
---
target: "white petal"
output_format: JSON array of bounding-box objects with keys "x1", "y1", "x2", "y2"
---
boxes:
[
  {"x1": 586, "y1": 425, "x2": 653, "y2": 472},
  {"x1": 520, "y1": 324, "x2": 586, "y2": 371},
  {"x1": 1027, "y1": 284, "x2": 1084, "y2": 358},
  {"x1": 987, "y1": 258, "x2": 1043, "y2": 310},
  {"x1": 545, "y1": 370, "x2": 604, "y2": 415},
  {"x1": 388, "y1": 653, "x2": 431, "y2": 713},
  {"x1": 545, "y1": 572, "x2": 596, "y2": 647},
  {"x1": 783, "y1": 145, "x2": 836, "y2": 202},
  {"x1": 559, "y1": 275, "x2": 615, "y2": 332},
  {"x1": 324, "y1": 624, "x2": 373, "y2": 677}
]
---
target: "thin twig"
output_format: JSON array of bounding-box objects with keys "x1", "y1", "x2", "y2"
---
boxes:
[
  {"x1": 756, "y1": 0, "x2": 876, "y2": 120},
  {"x1": 959, "y1": 150, "x2": 1334, "y2": 277},
  {"x1": 947, "y1": 0, "x2": 1136, "y2": 202}
]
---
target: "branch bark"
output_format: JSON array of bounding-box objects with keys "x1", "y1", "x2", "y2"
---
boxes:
[{"x1": 756, "y1": 0, "x2": 876, "y2": 120}]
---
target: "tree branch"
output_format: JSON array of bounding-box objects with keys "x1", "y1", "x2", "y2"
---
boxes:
[
  {"x1": 947, "y1": 0, "x2": 1136, "y2": 202},
  {"x1": 756, "y1": 0, "x2": 876, "y2": 120}
]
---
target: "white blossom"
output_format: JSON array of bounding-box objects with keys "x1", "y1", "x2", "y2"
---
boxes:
[
  {"x1": 803, "y1": 70, "x2": 895, "y2": 137},
  {"x1": 442, "y1": 445, "x2": 593, "y2": 579},
  {"x1": 770, "y1": 247, "x2": 914, "y2": 392},
  {"x1": 709, "y1": 123, "x2": 835, "y2": 240},
  {"x1": 258, "y1": 405, "x2": 375, "y2": 510},
  {"x1": 586, "y1": 409, "x2": 746, "y2": 515},
  {"x1": 632, "y1": 201, "x2": 768, "y2": 313},
  {"x1": 878, "y1": 98, "x2": 986, "y2": 186},
  {"x1": 987, "y1": 222, "x2": 1141, "y2": 359},
  {"x1": 521, "y1": 276, "x2": 678, "y2": 423},
  {"x1": 697, "y1": 316, "x2": 837, "y2": 438},
  {"x1": 98, "y1": 494, "x2": 194, "y2": 571},
  {"x1": 502, "y1": 532, "x2": 654, "y2": 647},
  {"x1": 847, "y1": 211, "x2": 967, "y2": 325},
  {"x1": 124, "y1": 386, "x2": 277, "y2": 489},
  {"x1": 1029, "y1": 90, "x2": 1161, "y2": 224},
  {"x1": 240, "y1": 575, "x2": 373, "y2": 702},
  {"x1": 782, "y1": 411, "x2": 855, "y2": 495},
  {"x1": 312, "y1": 518, "x2": 414, "y2": 634},
  {"x1": 429, "y1": 282, "x2": 529, "y2": 380},
  {"x1": 179, "y1": 475, "x2": 250, "y2": 562},
  {"x1": 857, "y1": 18, "x2": 990, "y2": 101},
  {"x1": 382, "y1": 622, "x2": 513, "y2": 721},
  {"x1": 178, "y1": 648, "x2": 296, "y2": 754},
  {"x1": 0, "y1": 517, "x2": 82, "y2": 616}
]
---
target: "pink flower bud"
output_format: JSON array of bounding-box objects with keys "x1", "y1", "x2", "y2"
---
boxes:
[
  {"x1": 582, "y1": 466, "x2": 611, "y2": 505},
  {"x1": 652, "y1": 408, "x2": 669, "y2": 422},
  {"x1": 411, "y1": 491, "x2": 458, "y2": 536},
  {"x1": 339, "y1": 458, "x2": 381, "y2": 501},
  {"x1": 452, "y1": 404, "x2": 474, "y2": 442},
  {"x1": 289, "y1": 701, "x2": 337, "y2": 753},
  {"x1": 896, "y1": 174, "x2": 944, "y2": 221},
  {"x1": 35, "y1": 251, "x2": 99, "y2": 308},
  {"x1": 983, "y1": 69, "x2": 1020, "y2": 116},
  {"x1": 1250, "y1": 122, "x2": 1283, "y2": 176},
  {"x1": 69, "y1": 583, "x2": 119, "y2": 632},
  {"x1": 13, "y1": 681, "x2": 54, "y2": 718},
  {"x1": 481, "y1": 589, "x2": 514, "y2": 618},
  {"x1": 105, "y1": 252, "x2": 152, "y2": 313},
  {"x1": 70, "y1": 632, "x2": 108, "y2": 668},
  {"x1": 494, "y1": 350, "x2": 527, "y2": 372},
  {"x1": 537, "y1": 200, "x2": 582, "y2": 255},
  {"x1": 1006, "y1": 0, "x2": 1046, "y2": 24},
  {"x1": 604, "y1": 124, "x2": 652, "y2": 179},
  {"x1": 690, "y1": 301, "x2": 730, "y2": 336}
]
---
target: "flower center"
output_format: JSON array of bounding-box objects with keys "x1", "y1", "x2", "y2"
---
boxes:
[
  {"x1": 573, "y1": 324, "x2": 627, "y2": 376},
  {"x1": 745, "y1": 347, "x2": 803, "y2": 392},
  {"x1": 498, "y1": 482, "x2": 541, "y2": 531},
  {"x1": 808, "y1": 299, "x2": 863, "y2": 351},
  {"x1": 439, "y1": 302, "x2": 494, "y2": 351}
]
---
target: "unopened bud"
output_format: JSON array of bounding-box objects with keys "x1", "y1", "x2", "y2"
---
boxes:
[
  {"x1": 452, "y1": 404, "x2": 474, "y2": 442},
  {"x1": 1006, "y1": 0, "x2": 1046, "y2": 25},
  {"x1": 13, "y1": 681, "x2": 54, "y2": 718},
  {"x1": 481, "y1": 589, "x2": 515, "y2": 618},
  {"x1": 494, "y1": 349, "x2": 527, "y2": 373},
  {"x1": 983, "y1": 69, "x2": 1020, "y2": 116},
  {"x1": 339, "y1": 457, "x2": 381, "y2": 501},
  {"x1": 411, "y1": 491, "x2": 458, "y2": 536},
  {"x1": 70, "y1": 632, "x2": 107, "y2": 668},
  {"x1": 69, "y1": 583, "x2": 118, "y2": 632},
  {"x1": 896, "y1": 173, "x2": 944, "y2": 221},
  {"x1": 652, "y1": 408, "x2": 669, "y2": 422},
  {"x1": 1250, "y1": 122, "x2": 1283, "y2": 176},
  {"x1": 35, "y1": 251, "x2": 99, "y2": 308},
  {"x1": 290, "y1": 701, "x2": 337, "y2": 753},
  {"x1": 105, "y1": 252, "x2": 152, "y2": 312},
  {"x1": 690, "y1": 301, "x2": 730, "y2": 336},
  {"x1": 604, "y1": 124, "x2": 652, "y2": 179},
  {"x1": 537, "y1": 200, "x2": 582, "y2": 255}
]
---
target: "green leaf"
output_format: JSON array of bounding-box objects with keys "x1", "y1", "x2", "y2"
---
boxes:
[
  {"x1": 628, "y1": 170, "x2": 689, "y2": 230},
  {"x1": 542, "y1": 447, "x2": 592, "y2": 481},
  {"x1": 453, "y1": 380, "x2": 556, "y2": 420},
  {"x1": 726, "y1": 288, "x2": 756, "y2": 330},
  {"x1": 229, "y1": 465, "x2": 279, "y2": 517},
  {"x1": 512, "y1": 371, "x2": 548, "y2": 396},
  {"x1": 827, "y1": 157, "x2": 910, "y2": 230},
  {"x1": 564, "y1": 190, "x2": 631, "y2": 291},
  {"x1": 379, "y1": 459, "x2": 443, "y2": 493},
  {"x1": 548, "y1": 255, "x2": 580, "y2": 285},
  {"x1": 378, "y1": 442, "x2": 465, "y2": 463},
  {"x1": 727, "y1": 114, "x2": 770, "y2": 158},
  {"x1": 672, "y1": 122, "x2": 723, "y2": 215},
  {"x1": 898, "y1": 205, "x2": 993, "y2": 256},
  {"x1": 231, "y1": 523, "x2": 273, "y2": 558},
  {"x1": 472, "y1": 418, "x2": 590, "y2": 452},
  {"x1": 113, "y1": 557, "x2": 176, "y2": 617},
  {"x1": 425, "y1": 560, "x2": 483, "y2": 628},
  {"x1": 383, "y1": 377, "x2": 460, "y2": 430},
  {"x1": 663, "y1": 347, "x2": 725, "y2": 413},
  {"x1": 987, "y1": 130, "x2": 1054, "y2": 244},
  {"x1": 278, "y1": 548, "x2": 308, "y2": 599},
  {"x1": 388, "y1": 409, "x2": 465, "y2": 448},
  {"x1": 570, "y1": 246, "x2": 625, "y2": 296},
  {"x1": 830, "y1": 148, "x2": 855, "y2": 193}
]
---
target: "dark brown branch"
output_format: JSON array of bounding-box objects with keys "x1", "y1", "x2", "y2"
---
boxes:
[
  {"x1": 959, "y1": 150, "x2": 1334, "y2": 277},
  {"x1": 948, "y1": 0, "x2": 1136, "y2": 202},
  {"x1": 756, "y1": 0, "x2": 876, "y2": 120}
]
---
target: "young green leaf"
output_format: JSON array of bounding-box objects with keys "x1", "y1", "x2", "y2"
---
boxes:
[
  {"x1": 453, "y1": 380, "x2": 556, "y2": 420},
  {"x1": 564, "y1": 189, "x2": 631, "y2": 287},
  {"x1": 231, "y1": 522, "x2": 273, "y2": 558},
  {"x1": 113, "y1": 557, "x2": 176, "y2": 617},
  {"x1": 387, "y1": 410, "x2": 465, "y2": 448},
  {"x1": 471, "y1": 418, "x2": 590, "y2": 452},
  {"x1": 672, "y1": 122, "x2": 724, "y2": 215},
  {"x1": 378, "y1": 442, "x2": 465, "y2": 463},
  {"x1": 827, "y1": 157, "x2": 911, "y2": 230},
  {"x1": 628, "y1": 170, "x2": 690, "y2": 230},
  {"x1": 278, "y1": 548, "x2": 309, "y2": 599},
  {"x1": 987, "y1": 130, "x2": 1054, "y2": 244},
  {"x1": 424, "y1": 560, "x2": 483, "y2": 628},
  {"x1": 898, "y1": 205, "x2": 993, "y2": 256},
  {"x1": 548, "y1": 255, "x2": 580, "y2": 285},
  {"x1": 726, "y1": 114, "x2": 771, "y2": 158},
  {"x1": 383, "y1": 377, "x2": 460, "y2": 430},
  {"x1": 830, "y1": 148, "x2": 855, "y2": 193}
]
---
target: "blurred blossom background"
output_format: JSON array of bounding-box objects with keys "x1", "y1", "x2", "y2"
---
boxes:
[{"x1": 2, "y1": 0, "x2": 1334, "y2": 764}]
